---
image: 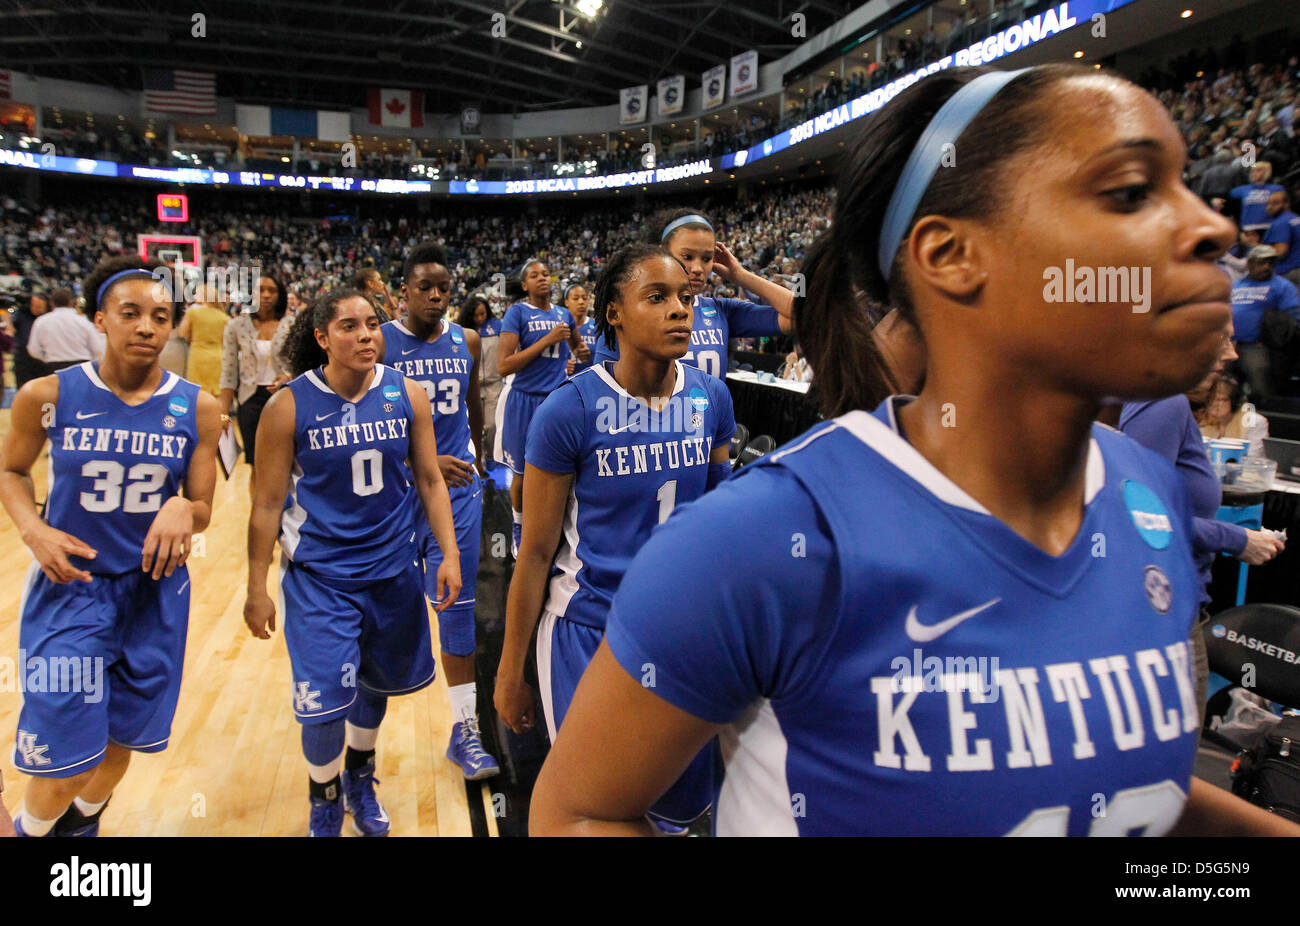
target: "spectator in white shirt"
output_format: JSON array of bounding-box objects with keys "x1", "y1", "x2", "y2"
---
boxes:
[{"x1": 26, "y1": 287, "x2": 105, "y2": 370}]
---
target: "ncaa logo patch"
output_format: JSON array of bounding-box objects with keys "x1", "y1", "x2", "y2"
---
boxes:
[
  {"x1": 689, "y1": 388, "x2": 710, "y2": 412},
  {"x1": 168, "y1": 395, "x2": 190, "y2": 417},
  {"x1": 1143, "y1": 565, "x2": 1172, "y2": 614},
  {"x1": 1122, "y1": 480, "x2": 1173, "y2": 550},
  {"x1": 451, "y1": 328, "x2": 464, "y2": 345},
  {"x1": 701, "y1": 302, "x2": 717, "y2": 318},
  {"x1": 1211, "y1": 624, "x2": 1228, "y2": 638},
  {"x1": 383, "y1": 384, "x2": 402, "y2": 402}
]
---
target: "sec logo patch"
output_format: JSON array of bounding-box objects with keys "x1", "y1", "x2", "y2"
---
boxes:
[{"x1": 1143, "y1": 565, "x2": 1172, "y2": 614}]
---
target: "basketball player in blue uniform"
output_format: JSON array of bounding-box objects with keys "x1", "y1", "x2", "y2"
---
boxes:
[
  {"x1": 243, "y1": 287, "x2": 461, "y2": 837},
  {"x1": 495, "y1": 244, "x2": 734, "y2": 830},
  {"x1": 383, "y1": 241, "x2": 499, "y2": 780},
  {"x1": 495, "y1": 259, "x2": 590, "y2": 555},
  {"x1": 563, "y1": 283, "x2": 596, "y2": 377},
  {"x1": 531, "y1": 65, "x2": 1300, "y2": 836},
  {"x1": 589, "y1": 209, "x2": 794, "y2": 377},
  {"x1": 1, "y1": 255, "x2": 220, "y2": 836}
]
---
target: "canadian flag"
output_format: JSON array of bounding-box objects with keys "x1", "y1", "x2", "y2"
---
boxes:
[{"x1": 368, "y1": 88, "x2": 424, "y2": 128}]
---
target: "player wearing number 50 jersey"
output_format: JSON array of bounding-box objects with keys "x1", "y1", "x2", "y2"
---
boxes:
[
  {"x1": 383, "y1": 240, "x2": 499, "y2": 781},
  {"x1": 531, "y1": 66, "x2": 1300, "y2": 836},
  {"x1": 243, "y1": 287, "x2": 461, "y2": 837},
  {"x1": 0, "y1": 255, "x2": 220, "y2": 837},
  {"x1": 496, "y1": 245, "x2": 734, "y2": 830},
  {"x1": 589, "y1": 208, "x2": 795, "y2": 377}
]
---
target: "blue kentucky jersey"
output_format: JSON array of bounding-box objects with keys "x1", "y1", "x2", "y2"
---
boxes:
[
  {"x1": 44, "y1": 362, "x2": 200, "y2": 576},
  {"x1": 526, "y1": 361, "x2": 735, "y2": 630},
  {"x1": 382, "y1": 318, "x2": 475, "y2": 464},
  {"x1": 280, "y1": 364, "x2": 420, "y2": 579},
  {"x1": 605, "y1": 397, "x2": 1202, "y2": 836},
  {"x1": 501, "y1": 301, "x2": 574, "y2": 394},
  {"x1": 590, "y1": 294, "x2": 782, "y2": 377},
  {"x1": 571, "y1": 318, "x2": 598, "y2": 375}
]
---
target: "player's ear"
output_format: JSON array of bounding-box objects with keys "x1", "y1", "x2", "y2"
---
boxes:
[
  {"x1": 94, "y1": 308, "x2": 107, "y2": 333},
  {"x1": 314, "y1": 327, "x2": 329, "y2": 352}
]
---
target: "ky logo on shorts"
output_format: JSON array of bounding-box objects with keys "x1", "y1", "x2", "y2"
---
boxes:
[
  {"x1": 17, "y1": 730, "x2": 51, "y2": 766},
  {"x1": 294, "y1": 681, "x2": 322, "y2": 713}
]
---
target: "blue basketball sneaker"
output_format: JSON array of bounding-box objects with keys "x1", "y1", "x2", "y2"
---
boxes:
[
  {"x1": 446, "y1": 717, "x2": 500, "y2": 780},
  {"x1": 53, "y1": 797, "x2": 110, "y2": 837},
  {"x1": 341, "y1": 765, "x2": 391, "y2": 837},
  {"x1": 308, "y1": 796, "x2": 344, "y2": 837}
]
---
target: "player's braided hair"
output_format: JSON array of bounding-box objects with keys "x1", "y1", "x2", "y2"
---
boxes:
[
  {"x1": 591, "y1": 244, "x2": 680, "y2": 351},
  {"x1": 281, "y1": 286, "x2": 381, "y2": 377}
]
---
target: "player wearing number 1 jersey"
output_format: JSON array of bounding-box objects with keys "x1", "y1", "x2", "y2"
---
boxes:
[
  {"x1": 590, "y1": 209, "x2": 795, "y2": 377},
  {"x1": 243, "y1": 287, "x2": 461, "y2": 837},
  {"x1": 495, "y1": 245, "x2": 734, "y2": 829},
  {"x1": 383, "y1": 240, "x2": 499, "y2": 780},
  {"x1": 0, "y1": 255, "x2": 220, "y2": 837}
]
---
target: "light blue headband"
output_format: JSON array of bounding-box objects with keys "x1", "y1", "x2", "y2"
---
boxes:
[
  {"x1": 877, "y1": 68, "x2": 1033, "y2": 282},
  {"x1": 661, "y1": 214, "x2": 713, "y2": 241},
  {"x1": 96, "y1": 268, "x2": 162, "y2": 309}
]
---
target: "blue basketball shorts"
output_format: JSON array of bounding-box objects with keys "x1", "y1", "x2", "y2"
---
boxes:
[
  {"x1": 14, "y1": 563, "x2": 190, "y2": 778},
  {"x1": 536, "y1": 609, "x2": 714, "y2": 825},
  {"x1": 420, "y1": 470, "x2": 483, "y2": 657},
  {"x1": 280, "y1": 558, "x2": 435, "y2": 725},
  {"x1": 493, "y1": 383, "x2": 546, "y2": 476}
]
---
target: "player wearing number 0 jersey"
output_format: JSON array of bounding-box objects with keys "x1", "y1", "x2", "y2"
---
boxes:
[
  {"x1": 244, "y1": 287, "x2": 461, "y2": 837},
  {"x1": 1, "y1": 255, "x2": 219, "y2": 838},
  {"x1": 531, "y1": 66, "x2": 1300, "y2": 837},
  {"x1": 589, "y1": 208, "x2": 795, "y2": 377},
  {"x1": 496, "y1": 245, "x2": 734, "y2": 828},
  {"x1": 382, "y1": 239, "x2": 499, "y2": 780}
]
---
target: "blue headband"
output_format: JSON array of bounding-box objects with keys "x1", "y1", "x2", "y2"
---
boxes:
[
  {"x1": 96, "y1": 268, "x2": 163, "y2": 309},
  {"x1": 877, "y1": 68, "x2": 1032, "y2": 282},
  {"x1": 661, "y1": 214, "x2": 713, "y2": 241}
]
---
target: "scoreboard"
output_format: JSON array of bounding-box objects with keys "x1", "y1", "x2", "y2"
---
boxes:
[{"x1": 156, "y1": 193, "x2": 189, "y2": 222}]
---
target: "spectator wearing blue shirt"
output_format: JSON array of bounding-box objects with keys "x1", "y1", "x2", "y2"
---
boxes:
[
  {"x1": 1230, "y1": 162, "x2": 1286, "y2": 231},
  {"x1": 1230, "y1": 245, "x2": 1300, "y2": 396},
  {"x1": 1262, "y1": 189, "x2": 1300, "y2": 284}
]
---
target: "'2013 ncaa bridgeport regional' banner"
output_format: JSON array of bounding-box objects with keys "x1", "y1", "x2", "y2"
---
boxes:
[
  {"x1": 701, "y1": 64, "x2": 726, "y2": 110},
  {"x1": 657, "y1": 75, "x2": 685, "y2": 118},
  {"x1": 620, "y1": 85, "x2": 648, "y2": 125}
]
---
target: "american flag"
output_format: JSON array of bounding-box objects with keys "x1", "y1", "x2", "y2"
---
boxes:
[
  {"x1": 143, "y1": 69, "x2": 216, "y2": 115},
  {"x1": 0, "y1": 70, "x2": 10, "y2": 100}
]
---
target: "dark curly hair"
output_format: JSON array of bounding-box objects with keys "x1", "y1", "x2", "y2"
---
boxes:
[
  {"x1": 280, "y1": 286, "x2": 385, "y2": 377},
  {"x1": 81, "y1": 254, "x2": 180, "y2": 322},
  {"x1": 403, "y1": 240, "x2": 449, "y2": 286},
  {"x1": 647, "y1": 207, "x2": 713, "y2": 246},
  {"x1": 591, "y1": 244, "x2": 683, "y2": 350},
  {"x1": 257, "y1": 271, "x2": 289, "y2": 320},
  {"x1": 456, "y1": 293, "x2": 490, "y2": 330}
]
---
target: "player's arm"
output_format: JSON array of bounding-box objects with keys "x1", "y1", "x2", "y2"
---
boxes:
[
  {"x1": 530, "y1": 640, "x2": 722, "y2": 835},
  {"x1": 0, "y1": 376, "x2": 97, "y2": 583},
  {"x1": 712, "y1": 241, "x2": 795, "y2": 331},
  {"x1": 495, "y1": 462, "x2": 573, "y2": 734},
  {"x1": 1169, "y1": 776, "x2": 1300, "y2": 836},
  {"x1": 243, "y1": 388, "x2": 295, "y2": 639},
  {"x1": 497, "y1": 326, "x2": 568, "y2": 376},
  {"x1": 406, "y1": 377, "x2": 461, "y2": 612},
  {"x1": 566, "y1": 312, "x2": 590, "y2": 363},
  {"x1": 465, "y1": 328, "x2": 486, "y2": 475},
  {"x1": 140, "y1": 391, "x2": 220, "y2": 580}
]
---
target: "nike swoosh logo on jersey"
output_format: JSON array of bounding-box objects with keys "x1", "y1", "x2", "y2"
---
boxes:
[
  {"x1": 402, "y1": 347, "x2": 419, "y2": 355},
  {"x1": 608, "y1": 423, "x2": 636, "y2": 435},
  {"x1": 75, "y1": 411, "x2": 106, "y2": 420},
  {"x1": 315, "y1": 412, "x2": 336, "y2": 422},
  {"x1": 904, "y1": 598, "x2": 1000, "y2": 643}
]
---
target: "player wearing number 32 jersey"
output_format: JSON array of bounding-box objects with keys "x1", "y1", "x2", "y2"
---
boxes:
[{"x1": 1, "y1": 255, "x2": 220, "y2": 838}]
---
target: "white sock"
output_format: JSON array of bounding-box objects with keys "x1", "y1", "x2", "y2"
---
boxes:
[
  {"x1": 307, "y1": 755, "x2": 343, "y2": 783},
  {"x1": 449, "y1": 682, "x2": 477, "y2": 724},
  {"x1": 17, "y1": 805, "x2": 57, "y2": 837},
  {"x1": 74, "y1": 796, "x2": 107, "y2": 816},
  {"x1": 346, "y1": 722, "x2": 380, "y2": 753},
  {"x1": 512, "y1": 509, "x2": 523, "y2": 526}
]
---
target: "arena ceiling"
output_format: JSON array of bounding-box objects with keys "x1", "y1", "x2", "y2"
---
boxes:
[{"x1": 1, "y1": 0, "x2": 856, "y2": 113}]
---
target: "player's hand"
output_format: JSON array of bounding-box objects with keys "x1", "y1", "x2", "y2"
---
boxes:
[
  {"x1": 543, "y1": 323, "x2": 571, "y2": 347},
  {"x1": 244, "y1": 591, "x2": 277, "y2": 639},
  {"x1": 430, "y1": 559, "x2": 461, "y2": 612},
  {"x1": 265, "y1": 374, "x2": 290, "y2": 393},
  {"x1": 23, "y1": 522, "x2": 96, "y2": 584},
  {"x1": 495, "y1": 674, "x2": 536, "y2": 734},
  {"x1": 438, "y1": 454, "x2": 475, "y2": 488},
  {"x1": 1237, "y1": 529, "x2": 1285, "y2": 565},
  {"x1": 565, "y1": 357, "x2": 576, "y2": 376},
  {"x1": 141, "y1": 496, "x2": 194, "y2": 580},
  {"x1": 573, "y1": 340, "x2": 591, "y2": 364},
  {"x1": 712, "y1": 242, "x2": 741, "y2": 281}
]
